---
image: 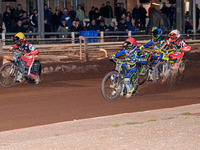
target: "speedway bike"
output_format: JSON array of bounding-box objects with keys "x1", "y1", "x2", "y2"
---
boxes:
[
  {"x1": 101, "y1": 57, "x2": 139, "y2": 101},
  {"x1": 0, "y1": 49, "x2": 41, "y2": 87}
]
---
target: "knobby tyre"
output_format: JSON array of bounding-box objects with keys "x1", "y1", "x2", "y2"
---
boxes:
[{"x1": 101, "y1": 71, "x2": 122, "y2": 101}]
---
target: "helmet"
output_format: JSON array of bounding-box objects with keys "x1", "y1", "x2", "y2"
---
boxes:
[
  {"x1": 168, "y1": 29, "x2": 180, "y2": 43},
  {"x1": 123, "y1": 37, "x2": 138, "y2": 52},
  {"x1": 13, "y1": 32, "x2": 26, "y2": 46},
  {"x1": 152, "y1": 27, "x2": 162, "y2": 41}
]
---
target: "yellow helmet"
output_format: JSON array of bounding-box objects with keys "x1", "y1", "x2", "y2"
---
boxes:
[{"x1": 13, "y1": 32, "x2": 26, "y2": 46}]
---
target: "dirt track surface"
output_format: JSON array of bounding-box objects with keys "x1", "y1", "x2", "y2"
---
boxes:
[{"x1": 0, "y1": 52, "x2": 200, "y2": 132}]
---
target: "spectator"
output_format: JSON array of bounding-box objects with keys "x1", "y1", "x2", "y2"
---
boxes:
[
  {"x1": 76, "y1": 4, "x2": 85, "y2": 24},
  {"x1": 13, "y1": 20, "x2": 25, "y2": 33},
  {"x1": 148, "y1": 3, "x2": 155, "y2": 17},
  {"x1": 0, "y1": 13, "x2": 3, "y2": 33},
  {"x1": 69, "y1": 20, "x2": 78, "y2": 32},
  {"x1": 69, "y1": 6, "x2": 76, "y2": 21},
  {"x1": 121, "y1": 13, "x2": 126, "y2": 20},
  {"x1": 3, "y1": 6, "x2": 12, "y2": 33},
  {"x1": 132, "y1": 4, "x2": 140, "y2": 25},
  {"x1": 9, "y1": 2, "x2": 15, "y2": 25},
  {"x1": 44, "y1": 18, "x2": 51, "y2": 38},
  {"x1": 61, "y1": 9, "x2": 72, "y2": 27},
  {"x1": 94, "y1": 8, "x2": 100, "y2": 25},
  {"x1": 88, "y1": 19, "x2": 100, "y2": 32},
  {"x1": 44, "y1": 4, "x2": 52, "y2": 25},
  {"x1": 185, "y1": 18, "x2": 192, "y2": 34},
  {"x1": 81, "y1": 3, "x2": 85, "y2": 13},
  {"x1": 89, "y1": 6, "x2": 96, "y2": 23},
  {"x1": 76, "y1": 18, "x2": 84, "y2": 31},
  {"x1": 169, "y1": 3, "x2": 176, "y2": 30},
  {"x1": 130, "y1": 20, "x2": 139, "y2": 32},
  {"x1": 20, "y1": 11, "x2": 29, "y2": 33},
  {"x1": 99, "y1": 3, "x2": 105, "y2": 17},
  {"x1": 196, "y1": 4, "x2": 200, "y2": 29},
  {"x1": 103, "y1": 1, "x2": 113, "y2": 26},
  {"x1": 99, "y1": 20, "x2": 108, "y2": 31},
  {"x1": 161, "y1": 2, "x2": 169, "y2": 17},
  {"x1": 30, "y1": 9, "x2": 38, "y2": 33},
  {"x1": 108, "y1": 22, "x2": 116, "y2": 31},
  {"x1": 115, "y1": 3, "x2": 122, "y2": 23},
  {"x1": 55, "y1": 6, "x2": 63, "y2": 17},
  {"x1": 125, "y1": 16, "x2": 132, "y2": 29},
  {"x1": 57, "y1": 20, "x2": 68, "y2": 38},
  {"x1": 139, "y1": 4, "x2": 147, "y2": 30},
  {"x1": 52, "y1": 9, "x2": 62, "y2": 32},
  {"x1": 127, "y1": 11, "x2": 132, "y2": 20},
  {"x1": 118, "y1": 19, "x2": 128, "y2": 31},
  {"x1": 14, "y1": 4, "x2": 24, "y2": 22},
  {"x1": 120, "y1": 3, "x2": 127, "y2": 17}
]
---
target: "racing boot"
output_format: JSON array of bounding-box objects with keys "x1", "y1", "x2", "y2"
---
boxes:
[{"x1": 125, "y1": 83, "x2": 133, "y2": 98}]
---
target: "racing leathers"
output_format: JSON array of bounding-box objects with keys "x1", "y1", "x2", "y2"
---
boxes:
[{"x1": 10, "y1": 42, "x2": 39, "y2": 79}]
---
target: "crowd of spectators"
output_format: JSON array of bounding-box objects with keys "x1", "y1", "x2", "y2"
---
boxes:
[{"x1": 0, "y1": 1, "x2": 200, "y2": 36}]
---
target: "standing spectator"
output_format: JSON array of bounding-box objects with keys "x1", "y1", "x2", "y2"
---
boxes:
[
  {"x1": 115, "y1": 3, "x2": 122, "y2": 23},
  {"x1": 9, "y1": 2, "x2": 15, "y2": 25},
  {"x1": 132, "y1": 4, "x2": 140, "y2": 26},
  {"x1": 76, "y1": 4, "x2": 85, "y2": 24},
  {"x1": 44, "y1": 18, "x2": 51, "y2": 38},
  {"x1": 196, "y1": 4, "x2": 200, "y2": 29},
  {"x1": 139, "y1": 4, "x2": 147, "y2": 30},
  {"x1": 30, "y1": 9, "x2": 38, "y2": 33},
  {"x1": 103, "y1": 1, "x2": 113, "y2": 26},
  {"x1": 61, "y1": 9, "x2": 72, "y2": 27},
  {"x1": 69, "y1": 6, "x2": 76, "y2": 21},
  {"x1": 169, "y1": 3, "x2": 176, "y2": 30},
  {"x1": 118, "y1": 19, "x2": 128, "y2": 31},
  {"x1": 88, "y1": 19, "x2": 100, "y2": 32},
  {"x1": 44, "y1": 4, "x2": 52, "y2": 26},
  {"x1": 14, "y1": 4, "x2": 24, "y2": 22},
  {"x1": 3, "y1": 6, "x2": 12, "y2": 33},
  {"x1": 94, "y1": 8, "x2": 100, "y2": 25},
  {"x1": 57, "y1": 20, "x2": 68, "y2": 38},
  {"x1": 20, "y1": 11, "x2": 29, "y2": 33},
  {"x1": 99, "y1": 3, "x2": 105, "y2": 17},
  {"x1": 99, "y1": 20, "x2": 108, "y2": 31},
  {"x1": 120, "y1": 3, "x2": 127, "y2": 18},
  {"x1": 161, "y1": 2, "x2": 169, "y2": 17},
  {"x1": 89, "y1": 6, "x2": 96, "y2": 23},
  {"x1": 13, "y1": 20, "x2": 25, "y2": 33},
  {"x1": 55, "y1": 6, "x2": 63, "y2": 17},
  {"x1": 81, "y1": 3, "x2": 85, "y2": 13},
  {"x1": 148, "y1": 3, "x2": 155, "y2": 17},
  {"x1": 52, "y1": 9, "x2": 62, "y2": 32}
]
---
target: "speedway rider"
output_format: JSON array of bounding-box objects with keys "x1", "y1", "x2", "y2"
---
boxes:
[
  {"x1": 9, "y1": 32, "x2": 40, "y2": 84},
  {"x1": 110, "y1": 37, "x2": 143, "y2": 98}
]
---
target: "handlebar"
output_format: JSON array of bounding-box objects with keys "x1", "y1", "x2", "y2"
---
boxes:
[{"x1": 11, "y1": 49, "x2": 24, "y2": 57}]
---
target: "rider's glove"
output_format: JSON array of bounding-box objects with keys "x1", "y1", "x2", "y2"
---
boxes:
[
  {"x1": 9, "y1": 47, "x2": 13, "y2": 51},
  {"x1": 25, "y1": 52, "x2": 30, "y2": 56},
  {"x1": 139, "y1": 45, "x2": 144, "y2": 50}
]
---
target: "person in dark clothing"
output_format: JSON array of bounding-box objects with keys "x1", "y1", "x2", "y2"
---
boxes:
[
  {"x1": 9, "y1": 3, "x2": 16, "y2": 25},
  {"x1": 118, "y1": 19, "x2": 128, "y2": 31},
  {"x1": 20, "y1": 11, "x2": 29, "y2": 33},
  {"x1": 14, "y1": 4, "x2": 24, "y2": 22},
  {"x1": 94, "y1": 8, "x2": 100, "y2": 25},
  {"x1": 69, "y1": 6, "x2": 76, "y2": 21},
  {"x1": 76, "y1": 19, "x2": 84, "y2": 31},
  {"x1": 44, "y1": 19, "x2": 51, "y2": 38},
  {"x1": 89, "y1": 6, "x2": 96, "y2": 23},
  {"x1": 196, "y1": 4, "x2": 200, "y2": 29},
  {"x1": 148, "y1": 3, "x2": 155, "y2": 17},
  {"x1": 44, "y1": 4, "x2": 52, "y2": 25},
  {"x1": 168, "y1": 3, "x2": 176, "y2": 30},
  {"x1": 99, "y1": 20, "x2": 108, "y2": 31},
  {"x1": 60, "y1": 9, "x2": 72, "y2": 27},
  {"x1": 3, "y1": 6, "x2": 12, "y2": 33},
  {"x1": 30, "y1": 9, "x2": 38, "y2": 33},
  {"x1": 132, "y1": 4, "x2": 140, "y2": 26},
  {"x1": 88, "y1": 19, "x2": 100, "y2": 32},
  {"x1": 108, "y1": 22, "x2": 115, "y2": 31},
  {"x1": 115, "y1": 3, "x2": 122, "y2": 23},
  {"x1": 99, "y1": 3, "x2": 105, "y2": 17},
  {"x1": 0, "y1": 13, "x2": 3, "y2": 33},
  {"x1": 139, "y1": 4, "x2": 147, "y2": 30},
  {"x1": 13, "y1": 20, "x2": 25, "y2": 33},
  {"x1": 69, "y1": 20, "x2": 78, "y2": 32},
  {"x1": 52, "y1": 9, "x2": 62, "y2": 32},
  {"x1": 103, "y1": 1, "x2": 113, "y2": 26},
  {"x1": 161, "y1": 2, "x2": 169, "y2": 17}
]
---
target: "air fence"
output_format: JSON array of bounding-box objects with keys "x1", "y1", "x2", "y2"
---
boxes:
[{"x1": 1, "y1": 31, "x2": 200, "y2": 62}]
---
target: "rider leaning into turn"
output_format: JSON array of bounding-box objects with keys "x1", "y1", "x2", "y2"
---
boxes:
[
  {"x1": 110, "y1": 37, "x2": 142, "y2": 98},
  {"x1": 9, "y1": 32, "x2": 40, "y2": 83}
]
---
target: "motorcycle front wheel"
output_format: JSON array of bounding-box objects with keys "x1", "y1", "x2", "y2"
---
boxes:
[
  {"x1": 101, "y1": 71, "x2": 122, "y2": 101},
  {"x1": 0, "y1": 63, "x2": 18, "y2": 87}
]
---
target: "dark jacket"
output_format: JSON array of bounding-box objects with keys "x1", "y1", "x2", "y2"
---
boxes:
[
  {"x1": 132, "y1": 7, "x2": 140, "y2": 21},
  {"x1": 3, "y1": 11, "x2": 12, "y2": 25},
  {"x1": 30, "y1": 14, "x2": 38, "y2": 27},
  {"x1": 103, "y1": 6, "x2": 113, "y2": 18},
  {"x1": 69, "y1": 10, "x2": 76, "y2": 21},
  {"x1": 12, "y1": 25, "x2": 26, "y2": 33},
  {"x1": 88, "y1": 24, "x2": 100, "y2": 31},
  {"x1": 118, "y1": 22, "x2": 128, "y2": 31}
]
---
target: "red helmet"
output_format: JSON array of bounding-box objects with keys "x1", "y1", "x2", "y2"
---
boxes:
[
  {"x1": 168, "y1": 29, "x2": 180, "y2": 43},
  {"x1": 123, "y1": 37, "x2": 138, "y2": 51}
]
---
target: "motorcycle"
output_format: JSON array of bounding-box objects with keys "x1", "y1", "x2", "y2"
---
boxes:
[
  {"x1": 101, "y1": 57, "x2": 139, "y2": 101},
  {"x1": 0, "y1": 49, "x2": 41, "y2": 87}
]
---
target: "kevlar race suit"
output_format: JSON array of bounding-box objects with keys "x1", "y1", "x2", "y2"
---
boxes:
[{"x1": 10, "y1": 42, "x2": 39, "y2": 79}]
